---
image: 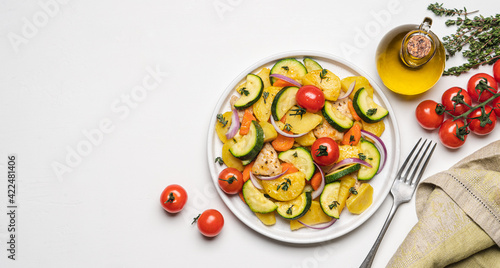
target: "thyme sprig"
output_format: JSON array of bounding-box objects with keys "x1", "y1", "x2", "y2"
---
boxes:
[{"x1": 427, "y1": 3, "x2": 500, "y2": 76}]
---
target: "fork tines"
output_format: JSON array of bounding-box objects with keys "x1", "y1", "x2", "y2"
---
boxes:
[{"x1": 396, "y1": 138, "x2": 437, "y2": 186}]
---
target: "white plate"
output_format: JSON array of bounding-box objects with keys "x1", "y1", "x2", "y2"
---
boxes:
[{"x1": 207, "y1": 51, "x2": 401, "y2": 244}]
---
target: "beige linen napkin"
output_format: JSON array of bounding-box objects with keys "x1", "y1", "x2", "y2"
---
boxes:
[{"x1": 387, "y1": 140, "x2": 500, "y2": 268}]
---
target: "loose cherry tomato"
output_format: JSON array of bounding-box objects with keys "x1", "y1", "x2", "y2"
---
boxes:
[
  {"x1": 415, "y1": 100, "x2": 445, "y2": 130},
  {"x1": 438, "y1": 119, "x2": 469, "y2": 149},
  {"x1": 467, "y1": 73, "x2": 498, "y2": 103},
  {"x1": 494, "y1": 60, "x2": 500, "y2": 84},
  {"x1": 160, "y1": 184, "x2": 188, "y2": 213},
  {"x1": 467, "y1": 105, "x2": 497, "y2": 135},
  {"x1": 194, "y1": 209, "x2": 224, "y2": 237},
  {"x1": 441, "y1": 87, "x2": 472, "y2": 116},
  {"x1": 218, "y1": 167, "x2": 243, "y2": 195},
  {"x1": 492, "y1": 96, "x2": 500, "y2": 117},
  {"x1": 311, "y1": 137, "x2": 339, "y2": 166},
  {"x1": 296, "y1": 85, "x2": 325, "y2": 113}
]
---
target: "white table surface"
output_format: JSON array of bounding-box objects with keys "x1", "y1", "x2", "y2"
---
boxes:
[{"x1": 1, "y1": 0, "x2": 499, "y2": 267}]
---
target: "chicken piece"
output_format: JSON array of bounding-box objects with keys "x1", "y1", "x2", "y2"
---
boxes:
[
  {"x1": 313, "y1": 120, "x2": 344, "y2": 142},
  {"x1": 251, "y1": 143, "x2": 282, "y2": 176},
  {"x1": 332, "y1": 99, "x2": 354, "y2": 121}
]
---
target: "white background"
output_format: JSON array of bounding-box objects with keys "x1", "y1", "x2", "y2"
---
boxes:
[{"x1": 1, "y1": 0, "x2": 499, "y2": 267}]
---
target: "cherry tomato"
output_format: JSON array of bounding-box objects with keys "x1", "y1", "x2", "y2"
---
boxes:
[
  {"x1": 467, "y1": 73, "x2": 498, "y2": 103},
  {"x1": 467, "y1": 105, "x2": 497, "y2": 135},
  {"x1": 441, "y1": 87, "x2": 472, "y2": 116},
  {"x1": 415, "y1": 100, "x2": 445, "y2": 130},
  {"x1": 494, "y1": 60, "x2": 500, "y2": 84},
  {"x1": 160, "y1": 184, "x2": 188, "y2": 213},
  {"x1": 296, "y1": 85, "x2": 325, "y2": 113},
  {"x1": 218, "y1": 167, "x2": 243, "y2": 195},
  {"x1": 195, "y1": 209, "x2": 224, "y2": 237},
  {"x1": 438, "y1": 119, "x2": 469, "y2": 149},
  {"x1": 311, "y1": 137, "x2": 339, "y2": 166},
  {"x1": 492, "y1": 96, "x2": 500, "y2": 117}
]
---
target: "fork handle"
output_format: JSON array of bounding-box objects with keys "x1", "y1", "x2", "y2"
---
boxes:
[{"x1": 359, "y1": 200, "x2": 400, "y2": 268}]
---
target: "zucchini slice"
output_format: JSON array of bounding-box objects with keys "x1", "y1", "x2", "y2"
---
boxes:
[
  {"x1": 234, "y1": 74, "x2": 264, "y2": 109},
  {"x1": 229, "y1": 121, "x2": 264, "y2": 161},
  {"x1": 276, "y1": 192, "x2": 312, "y2": 220},
  {"x1": 271, "y1": 86, "x2": 299, "y2": 121},
  {"x1": 303, "y1": 57, "x2": 323, "y2": 72},
  {"x1": 242, "y1": 180, "x2": 278, "y2": 213},
  {"x1": 352, "y1": 88, "x2": 388, "y2": 123},
  {"x1": 319, "y1": 182, "x2": 341, "y2": 218},
  {"x1": 322, "y1": 100, "x2": 354, "y2": 132},
  {"x1": 278, "y1": 147, "x2": 316, "y2": 181},
  {"x1": 325, "y1": 164, "x2": 361, "y2": 184},
  {"x1": 357, "y1": 139, "x2": 380, "y2": 180},
  {"x1": 270, "y1": 58, "x2": 307, "y2": 84}
]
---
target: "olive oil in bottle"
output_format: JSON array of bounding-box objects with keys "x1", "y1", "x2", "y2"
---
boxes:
[{"x1": 376, "y1": 17, "x2": 445, "y2": 95}]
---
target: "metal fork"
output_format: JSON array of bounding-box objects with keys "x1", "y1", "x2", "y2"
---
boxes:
[{"x1": 359, "y1": 138, "x2": 437, "y2": 268}]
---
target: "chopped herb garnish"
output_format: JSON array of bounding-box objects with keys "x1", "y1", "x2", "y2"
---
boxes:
[
  {"x1": 293, "y1": 152, "x2": 298, "y2": 158},
  {"x1": 277, "y1": 178, "x2": 292, "y2": 191},
  {"x1": 263, "y1": 91, "x2": 269, "y2": 104},
  {"x1": 216, "y1": 114, "x2": 228, "y2": 127},
  {"x1": 328, "y1": 200, "x2": 340, "y2": 210},
  {"x1": 215, "y1": 157, "x2": 224, "y2": 165},
  {"x1": 349, "y1": 135, "x2": 355, "y2": 143},
  {"x1": 366, "y1": 108, "x2": 378, "y2": 116},
  {"x1": 349, "y1": 187, "x2": 358, "y2": 195},
  {"x1": 358, "y1": 153, "x2": 367, "y2": 161},
  {"x1": 239, "y1": 87, "x2": 250, "y2": 96},
  {"x1": 290, "y1": 107, "x2": 307, "y2": 119},
  {"x1": 264, "y1": 194, "x2": 271, "y2": 199},
  {"x1": 282, "y1": 66, "x2": 289, "y2": 72},
  {"x1": 284, "y1": 123, "x2": 292, "y2": 132},
  {"x1": 320, "y1": 69, "x2": 329, "y2": 82},
  {"x1": 315, "y1": 145, "x2": 329, "y2": 157},
  {"x1": 219, "y1": 175, "x2": 237, "y2": 184},
  {"x1": 286, "y1": 205, "x2": 294, "y2": 215}
]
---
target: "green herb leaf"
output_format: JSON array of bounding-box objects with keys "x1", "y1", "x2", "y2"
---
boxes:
[
  {"x1": 290, "y1": 107, "x2": 307, "y2": 119},
  {"x1": 349, "y1": 187, "x2": 358, "y2": 195},
  {"x1": 286, "y1": 205, "x2": 294, "y2": 215},
  {"x1": 263, "y1": 91, "x2": 269, "y2": 104},
  {"x1": 316, "y1": 145, "x2": 329, "y2": 157},
  {"x1": 216, "y1": 114, "x2": 228, "y2": 127},
  {"x1": 328, "y1": 201, "x2": 340, "y2": 210},
  {"x1": 239, "y1": 87, "x2": 250, "y2": 96},
  {"x1": 215, "y1": 157, "x2": 224, "y2": 166},
  {"x1": 366, "y1": 108, "x2": 378, "y2": 116}
]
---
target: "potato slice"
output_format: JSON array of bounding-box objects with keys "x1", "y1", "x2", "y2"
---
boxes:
[
  {"x1": 302, "y1": 69, "x2": 341, "y2": 101},
  {"x1": 259, "y1": 121, "x2": 278, "y2": 142},
  {"x1": 261, "y1": 171, "x2": 306, "y2": 201},
  {"x1": 295, "y1": 131, "x2": 316, "y2": 147},
  {"x1": 255, "y1": 212, "x2": 276, "y2": 226},
  {"x1": 253, "y1": 86, "x2": 282, "y2": 122},
  {"x1": 256, "y1": 68, "x2": 271, "y2": 89},
  {"x1": 346, "y1": 183, "x2": 373, "y2": 214},
  {"x1": 284, "y1": 106, "x2": 323, "y2": 134},
  {"x1": 362, "y1": 120, "x2": 385, "y2": 137},
  {"x1": 290, "y1": 201, "x2": 332, "y2": 230},
  {"x1": 215, "y1": 111, "x2": 233, "y2": 144},
  {"x1": 340, "y1": 76, "x2": 374, "y2": 100},
  {"x1": 338, "y1": 144, "x2": 362, "y2": 162},
  {"x1": 338, "y1": 176, "x2": 357, "y2": 215}
]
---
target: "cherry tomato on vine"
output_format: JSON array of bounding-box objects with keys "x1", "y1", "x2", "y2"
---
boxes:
[
  {"x1": 194, "y1": 209, "x2": 224, "y2": 237},
  {"x1": 160, "y1": 184, "x2": 188, "y2": 213},
  {"x1": 467, "y1": 105, "x2": 497, "y2": 135},
  {"x1": 438, "y1": 119, "x2": 469, "y2": 149},
  {"x1": 467, "y1": 73, "x2": 498, "y2": 103},
  {"x1": 494, "y1": 60, "x2": 500, "y2": 84},
  {"x1": 218, "y1": 167, "x2": 243, "y2": 195},
  {"x1": 311, "y1": 137, "x2": 339, "y2": 166},
  {"x1": 415, "y1": 100, "x2": 445, "y2": 130},
  {"x1": 296, "y1": 85, "x2": 325, "y2": 113},
  {"x1": 441, "y1": 87, "x2": 472, "y2": 116}
]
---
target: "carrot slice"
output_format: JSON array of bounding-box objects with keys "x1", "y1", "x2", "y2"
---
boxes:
[
  {"x1": 272, "y1": 133, "x2": 294, "y2": 151},
  {"x1": 348, "y1": 101, "x2": 362, "y2": 122},
  {"x1": 273, "y1": 79, "x2": 297, "y2": 87},
  {"x1": 342, "y1": 123, "x2": 362, "y2": 146},
  {"x1": 310, "y1": 171, "x2": 323, "y2": 191},
  {"x1": 281, "y1": 162, "x2": 299, "y2": 174},
  {"x1": 239, "y1": 109, "x2": 256, "y2": 135},
  {"x1": 242, "y1": 161, "x2": 255, "y2": 183}
]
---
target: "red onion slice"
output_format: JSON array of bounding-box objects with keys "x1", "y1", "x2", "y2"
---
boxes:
[
  {"x1": 270, "y1": 116, "x2": 308, "y2": 138},
  {"x1": 360, "y1": 130, "x2": 387, "y2": 174},
  {"x1": 249, "y1": 172, "x2": 263, "y2": 190},
  {"x1": 338, "y1": 81, "x2": 355, "y2": 100},
  {"x1": 298, "y1": 218, "x2": 337, "y2": 230},
  {"x1": 269, "y1": 74, "x2": 302, "y2": 87},
  {"x1": 327, "y1": 158, "x2": 372, "y2": 174},
  {"x1": 255, "y1": 168, "x2": 289, "y2": 180},
  {"x1": 311, "y1": 163, "x2": 325, "y2": 200},
  {"x1": 225, "y1": 108, "x2": 240, "y2": 139}
]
